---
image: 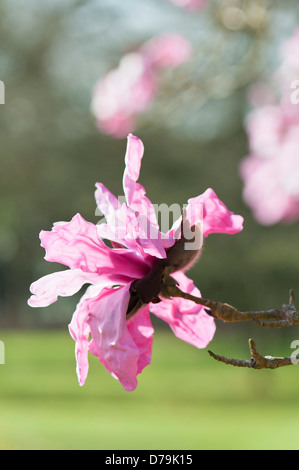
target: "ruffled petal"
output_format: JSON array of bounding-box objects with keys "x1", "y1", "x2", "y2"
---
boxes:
[
  {"x1": 168, "y1": 0, "x2": 207, "y2": 12},
  {"x1": 131, "y1": 183, "x2": 159, "y2": 228},
  {"x1": 91, "y1": 53, "x2": 155, "y2": 139},
  {"x1": 95, "y1": 135, "x2": 166, "y2": 258},
  {"x1": 87, "y1": 285, "x2": 140, "y2": 391},
  {"x1": 40, "y1": 213, "x2": 150, "y2": 279},
  {"x1": 123, "y1": 134, "x2": 159, "y2": 226},
  {"x1": 186, "y1": 188, "x2": 244, "y2": 237},
  {"x1": 122, "y1": 134, "x2": 167, "y2": 258},
  {"x1": 127, "y1": 305, "x2": 154, "y2": 375},
  {"x1": 68, "y1": 296, "x2": 91, "y2": 387},
  {"x1": 69, "y1": 284, "x2": 107, "y2": 386},
  {"x1": 123, "y1": 134, "x2": 144, "y2": 206},
  {"x1": 94, "y1": 182, "x2": 121, "y2": 224},
  {"x1": 95, "y1": 140, "x2": 165, "y2": 258},
  {"x1": 28, "y1": 269, "x2": 101, "y2": 308},
  {"x1": 40, "y1": 213, "x2": 108, "y2": 272},
  {"x1": 96, "y1": 204, "x2": 166, "y2": 259},
  {"x1": 95, "y1": 201, "x2": 132, "y2": 246},
  {"x1": 150, "y1": 271, "x2": 216, "y2": 349},
  {"x1": 141, "y1": 34, "x2": 192, "y2": 69},
  {"x1": 123, "y1": 134, "x2": 158, "y2": 221}
]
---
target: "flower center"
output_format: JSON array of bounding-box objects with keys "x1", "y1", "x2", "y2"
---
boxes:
[{"x1": 126, "y1": 225, "x2": 202, "y2": 319}]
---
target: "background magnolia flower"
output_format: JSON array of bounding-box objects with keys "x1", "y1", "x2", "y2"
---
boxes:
[
  {"x1": 240, "y1": 28, "x2": 299, "y2": 225},
  {"x1": 28, "y1": 134, "x2": 243, "y2": 391},
  {"x1": 91, "y1": 34, "x2": 192, "y2": 138},
  {"x1": 280, "y1": 27, "x2": 299, "y2": 72},
  {"x1": 168, "y1": 0, "x2": 207, "y2": 11}
]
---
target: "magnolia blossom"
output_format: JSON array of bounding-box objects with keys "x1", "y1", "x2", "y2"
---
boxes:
[
  {"x1": 240, "y1": 28, "x2": 299, "y2": 225},
  {"x1": 241, "y1": 139, "x2": 299, "y2": 225},
  {"x1": 91, "y1": 34, "x2": 192, "y2": 138},
  {"x1": 168, "y1": 0, "x2": 207, "y2": 11},
  {"x1": 29, "y1": 134, "x2": 243, "y2": 391},
  {"x1": 280, "y1": 27, "x2": 299, "y2": 72}
]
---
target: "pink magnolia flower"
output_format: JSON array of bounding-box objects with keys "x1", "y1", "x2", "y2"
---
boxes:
[
  {"x1": 168, "y1": 0, "x2": 207, "y2": 11},
  {"x1": 91, "y1": 34, "x2": 192, "y2": 138},
  {"x1": 241, "y1": 130, "x2": 299, "y2": 225},
  {"x1": 245, "y1": 102, "x2": 299, "y2": 160},
  {"x1": 241, "y1": 28, "x2": 299, "y2": 225},
  {"x1": 28, "y1": 134, "x2": 243, "y2": 391}
]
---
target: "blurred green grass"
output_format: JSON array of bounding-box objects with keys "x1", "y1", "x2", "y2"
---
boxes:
[{"x1": 0, "y1": 328, "x2": 299, "y2": 450}]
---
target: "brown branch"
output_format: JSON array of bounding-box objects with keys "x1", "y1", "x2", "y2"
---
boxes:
[
  {"x1": 208, "y1": 339, "x2": 296, "y2": 370},
  {"x1": 253, "y1": 289, "x2": 298, "y2": 328},
  {"x1": 161, "y1": 281, "x2": 299, "y2": 370},
  {"x1": 162, "y1": 282, "x2": 298, "y2": 328}
]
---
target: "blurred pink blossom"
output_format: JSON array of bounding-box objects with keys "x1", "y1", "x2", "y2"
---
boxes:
[
  {"x1": 245, "y1": 102, "x2": 299, "y2": 160},
  {"x1": 241, "y1": 138, "x2": 299, "y2": 225},
  {"x1": 91, "y1": 34, "x2": 192, "y2": 138},
  {"x1": 28, "y1": 134, "x2": 243, "y2": 391},
  {"x1": 280, "y1": 27, "x2": 299, "y2": 71},
  {"x1": 168, "y1": 0, "x2": 207, "y2": 12},
  {"x1": 241, "y1": 28, "x2": 299, "y2": 225}
]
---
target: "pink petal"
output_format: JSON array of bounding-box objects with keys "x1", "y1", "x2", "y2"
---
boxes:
[
  {"x1": 240, "y1": 154, "x2": 299, "y2": 225},
  {"x1": 187, "y1": 189, "x2": 244, "y2": 237},
  {"x1": 91, "y1": 53, "x2": 156, "y2": 138},
  {"x1": 127, "y1": 306, "x2": 154, "y2": 375},
  {"x1": 69, "y1": 298, "x2": 91, "y2": 386},
  {"x1": 40, "y1": 213, "x2": 150, "y2": 279},
  {"x1": 123, "y1": 134, "x2": 144, "y2": 200},
  {"x1": 130, "y1": 183, "x2": 159, "y2": 228},
  {"x1": 133, "y1": 215, "x2": 167, "y2": 259},
  {"x1": 96, "y1": 114, "x2": 136, "y2": 139},
  {"x1": 280, "y1": 27, "x2": 299, "y2": 70},
  {"x1": 168, "y1": 0, "x2": 207, "y2": 11},
  {"x1": 95, "y1": 136, "x2": 164, "y2": 259},
  {"x1": 142, "y1": 34, "x2": 192, "y2": 69},
  {"x1": 150, "y1": 271, "x2": 216, "y2": 349},
  {"x1": 123, "y1": 135, "x2": 158, "y2": 224},
  {"x1": 94, "y1": 182, "x2": 121, "y2": 224},
  {"x1": 40, "y1": 213, "x2": 107, "y2": 272},
  {"x1": 69, "y1": 284, "x2": 106, "y2": 386},
  {"x1": 246, "y1": 106, "x2": 288, "y2": 159},
  {"x1": 95, "y1": 201, "x2": 166, "y2": 259},
  {"x1": 95, "y1": 197, "x2": 131, "y2": 246},
  {"x1": 122, "y1": 134, "x2": 166, "y2": 258},
  {"x1": 87, "y1": 285, "x2": 140, "y2": 391},
  {"x1": 28, "y1": 269, "x2": 101, "y2": 308}
]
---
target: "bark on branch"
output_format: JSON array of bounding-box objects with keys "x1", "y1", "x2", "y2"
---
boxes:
[
  {"x1": 208, "y1": 339, "x2": 295, "y2": 370},
  {"x1": 162, "y1": 279, "x2": 298, "y2": 370},
  {"x1": 163, "y1": 284, "x2": 298, "y2": 328}
]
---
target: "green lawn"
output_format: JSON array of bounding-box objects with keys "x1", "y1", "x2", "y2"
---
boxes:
[{"x1": 0, "y1": 328, "x2": 298, "y2": 450}]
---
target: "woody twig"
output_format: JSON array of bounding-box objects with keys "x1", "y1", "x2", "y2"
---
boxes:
[
  {"x1": 163, "y1": 282, "x2": 297, "y2": 327},
  {"x1": 162, "y1": 280, "x2": 299, "y2": 370},
  {"x1": 208, "y1": 339, "x2": 295, "y2": 370}
]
